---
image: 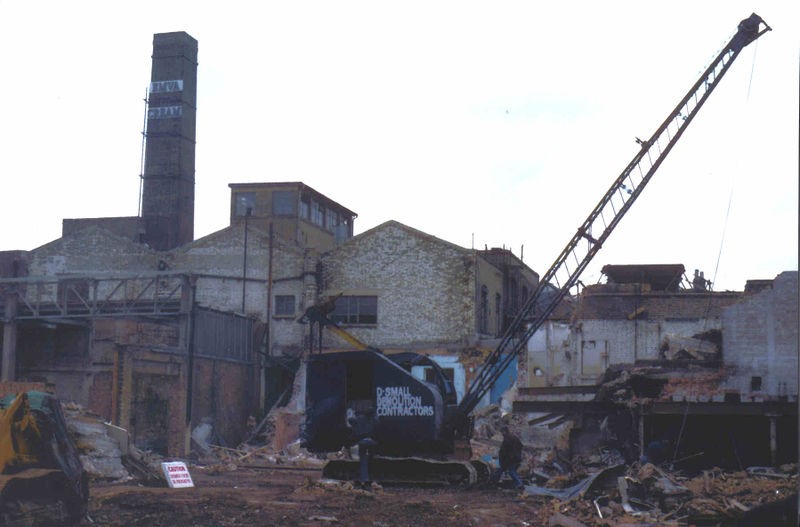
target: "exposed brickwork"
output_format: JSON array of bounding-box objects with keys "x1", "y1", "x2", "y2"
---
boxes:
[
  {"x1": 28, "y1": 226, "x2": 160, "y2": 276},
  {"x1": 88, "y1": 371, "x2": 113, "y2": 422},
  {"x1": 578, "y1": 289, "x2": 743, "y2": 319},
  {"x1": 172, "y1": 224, "x2": 311, "y2": 355},
  {"x1": 320, "y1": 221, "x2": 478, "y2": 348},
  {"x1": 191, "y1": 358, "x2": 256, "y2": 446},
  {"x1": 722, "y1": 271, "x2": 798, "y2": 397}
]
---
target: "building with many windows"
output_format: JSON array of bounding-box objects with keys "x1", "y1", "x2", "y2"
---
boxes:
[{"x1": 228, "y1": 182, "x2": 357, "y2": 253}]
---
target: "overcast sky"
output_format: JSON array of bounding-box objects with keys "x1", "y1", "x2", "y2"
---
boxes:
[{"x1": 0, "y1": 1, "x2": 796, "y2": 291}]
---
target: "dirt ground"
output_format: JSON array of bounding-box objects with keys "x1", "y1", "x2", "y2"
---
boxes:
[
  {"x1": 84, "y1": 464, "x2": 560, "y2": 527},
  {"x1": 83, "y1": 463, "x2": 797, "y2": 527},
  {"x1": 85, "y1": 466, "x2": 552, "y2": 527}
]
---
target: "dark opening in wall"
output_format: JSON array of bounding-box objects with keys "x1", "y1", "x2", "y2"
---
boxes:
[
  {"x1": 751, "y1": 376, "x2": 762, "y2": 391},
  {"x1": 646, "y1": 414, "x2": 797, "y2": 473}
]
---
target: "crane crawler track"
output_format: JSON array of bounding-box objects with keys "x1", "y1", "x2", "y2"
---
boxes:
[{"x1": 322, "y1": 457, "x2": 493, "y2": 488}]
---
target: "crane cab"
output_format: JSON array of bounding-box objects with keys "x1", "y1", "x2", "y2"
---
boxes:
[{"x1": 302, "y1": 350, "x2": 457, "y2": 457}]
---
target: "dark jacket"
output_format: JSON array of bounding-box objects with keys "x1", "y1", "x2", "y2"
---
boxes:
[
  {"x1": 498, "y1": 432, "x2": 523, "y2": 469},
  {"x1": 349, "y1": 410, "x2": 377, "y2": 442}
]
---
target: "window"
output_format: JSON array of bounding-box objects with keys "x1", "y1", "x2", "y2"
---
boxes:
[
  {"x1": 326, "y1": 209, "x2": 338, "y2": 231},
  {"x1": 495, "y1": 293, "x2": 502, "y2": 335},
  {"x1": 331, "y1": 295, "x2": 377, "y2": 325},
  {"x1": 274, "y1": 295, "x2": 295, "y2": 317},
  {"x1": 272, "y1": 190, "x2": 297, "y2": 216},
  {"x1": 479, "y1": 285, "x2": 488, "y2": 333},
  {"x1": 311, "y1": 201, "x2": 324, "y2": 226},
  {"x1": 300, "y1": 198, "x2": 310, "y2": 219},
  {"x1": 235, "y1": 192, "x2": 255, "y2": 216}
]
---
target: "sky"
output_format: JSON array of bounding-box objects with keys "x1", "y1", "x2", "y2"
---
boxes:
[{"x1": 0, "y1": 1, "x2": 797, "y2": 292}]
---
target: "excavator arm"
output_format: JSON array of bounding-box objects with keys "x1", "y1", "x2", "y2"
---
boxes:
[{"x1": 456, "y1": 13, "x2": 771, "y2": 421}]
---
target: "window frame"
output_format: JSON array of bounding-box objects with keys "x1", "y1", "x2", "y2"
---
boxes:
[
  {"x1": 272, "y1": 190, "x2": 297, "y2": 216},
  {"x1": 330, "y1": 295, "x2": 378, "y2": 326},
  {"x1": 274, "y1": 295, "x2": 296, "y2": 317},
  {"x1": 234, "y1": 192, "x2": 256, "y2": 217}
]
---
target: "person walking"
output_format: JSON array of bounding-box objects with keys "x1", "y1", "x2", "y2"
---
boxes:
[
  {"x1": 490, "y1": 426, "x2": 524, "y2": 489},
  {"x1": 349, "y1": 406, "x2": 378, "y2": 485}
]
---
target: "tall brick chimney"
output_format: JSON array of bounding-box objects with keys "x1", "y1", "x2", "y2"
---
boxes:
[{"x1": 140, "y1": 32, "x2": 198, "y2": 251}]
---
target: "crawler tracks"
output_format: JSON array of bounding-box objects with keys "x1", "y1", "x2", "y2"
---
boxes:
[{"x1": 322, "y1": 456, "x2": 493, "y2": 487}]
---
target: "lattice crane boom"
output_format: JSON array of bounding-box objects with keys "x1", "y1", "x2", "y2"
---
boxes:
[{"x1": 457, "y1": 14, "x2": 771, "y2": 417}]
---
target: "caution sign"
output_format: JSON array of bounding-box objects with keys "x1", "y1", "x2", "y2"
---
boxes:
[{"x1": 161, "y1": 461, "x2": 195, "y2": 488}]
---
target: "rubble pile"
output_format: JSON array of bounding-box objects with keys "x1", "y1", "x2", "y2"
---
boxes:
[
  {"x1": 204, "y1": 439, "x2": 326, "y2": 472},
  {"x1": 62, "y1": 402, "x2": 132, "y2": 483},
  {"x1": 660, "y1": 368, "x2": 730, "y2": 401},
  {"x1": 63, "y1": 401, "x2": 169, "y2": 485},
  {"x1": 593, "y1": 363, "x2": 739, "y2": 404},
  {"x1": 471, "y1": 402, "x2": 527, "y2": 441},
  {"x1": 528, "y1": 459, "x2": 797, "y2": 526}
]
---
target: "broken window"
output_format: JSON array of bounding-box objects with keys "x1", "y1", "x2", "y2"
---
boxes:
[
  {"x1": 331, "y1": 295, "x2": 377, "y2": 325},
  {"x1": 274, "y1": 295, "x2": 295, "y2": 317}
]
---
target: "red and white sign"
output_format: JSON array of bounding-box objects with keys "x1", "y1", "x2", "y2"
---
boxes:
[{"x1": 161, "y1": 461, "x2": 195, "y2": 488}]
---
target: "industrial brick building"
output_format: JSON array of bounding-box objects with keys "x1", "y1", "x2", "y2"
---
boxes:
[
  {"x1": 0, "y1": 30, "x2": 538, "y2": 456},
  {"x1": 317, "y1": 220, "x2": 539, "y2": 403}
]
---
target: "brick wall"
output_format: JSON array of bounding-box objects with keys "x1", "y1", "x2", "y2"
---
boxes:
[
  {"x1": 28, "y1": 226, "x2": 159, "y2": 276},
  {"x1": 192, "y1": 357, "x2": 256, "y2": 446},
  {"x1": 172, "y1": 224, "x2": 312, "y2": 355},
  {"x1": 320, "y1": 221, "x2": 477, "y2": 348},
  {"x1": 722, "y1": 271, "x2": 798, "y2": 397}
]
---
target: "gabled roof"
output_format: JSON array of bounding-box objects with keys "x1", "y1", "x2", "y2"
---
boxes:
[
  {"x1": 170, "y1": 223, "x2": 302, "y2": 256},
  {"x1": 337, "y1": 220, "x2": 472, "y2": 255}
]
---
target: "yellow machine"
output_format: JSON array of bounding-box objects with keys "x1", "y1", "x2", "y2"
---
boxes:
[{"x1": 0, "y1": 391, "x2": 88, "y2": 526}]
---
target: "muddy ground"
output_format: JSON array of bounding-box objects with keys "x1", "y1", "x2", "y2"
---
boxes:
[{"x1": 83, "y1": 463, "x2": 797, "y2": 527}]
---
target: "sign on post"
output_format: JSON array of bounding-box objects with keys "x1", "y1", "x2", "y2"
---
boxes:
[{"x1": 161, "y1": 461, "x2": 195, "y2": 488}]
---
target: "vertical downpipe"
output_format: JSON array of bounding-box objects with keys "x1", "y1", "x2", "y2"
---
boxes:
[
  {"x1": 183, "y1": 275, "x2": 197, "y2": 455},
  {"x1": 242, "y1": 209, "x2": 251, "y2": 313},
  {"x1": 262, "y1": 222, "x2": 274, "y2": 413}
]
